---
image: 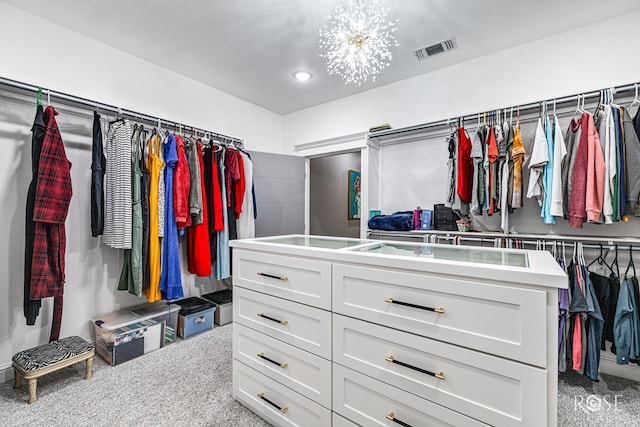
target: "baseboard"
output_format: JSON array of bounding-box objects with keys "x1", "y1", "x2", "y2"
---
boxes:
[
  {"x1": 1, "y1": 362, "x2": 14, "y2": 384},
  {"x1": 598, "y1": 351, "x2": 640, "y2": 382}
]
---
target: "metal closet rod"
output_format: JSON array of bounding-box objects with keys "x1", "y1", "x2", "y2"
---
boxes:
[
  {"x1": 369, "y1": 81, "x2": 640, "y2": 139},
  {"x1": 431, "y1": 234, "x2": 640, "y2": 251},
  {"x1": 368, "y1": 229, "x2": 640, "y2": 246},
  {"x1": 0, "y1": 76, "x2": 243, "y2": 145}
]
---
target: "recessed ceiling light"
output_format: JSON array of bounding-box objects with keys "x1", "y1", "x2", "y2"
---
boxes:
[{"x1": 293, "y1": 71, "x2": 312, "y2": 81}]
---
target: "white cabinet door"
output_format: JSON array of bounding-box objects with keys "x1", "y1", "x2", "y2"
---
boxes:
[
  {"x1": 333, "y1": 364, "x2": 487, "y2": 427},
  {"x1": 332, "y1": 262, "x2": 547, "y2": 366},
  {"x1": 233, "y1": 323, "x2": 332, "y2": 408},
  {"x1": 234, "y1": 249, "x2": 332, "y2": 309},
  {"x1": 234, "y1": 361, "x2": 331, "y2": 427},
  {"x1": 234, "y1": 287, "x2": 332, "y2": 359},
  {"x1": 332, "y1": 413, "x2": 359, "y2": 427},
  {"x1": 333, "y1": 314, "x2": 547, "y2": 427}
]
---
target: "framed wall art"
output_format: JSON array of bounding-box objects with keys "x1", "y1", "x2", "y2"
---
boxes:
[{"x1": 348, "y1": 169, "x2": 361, "y2": 220}]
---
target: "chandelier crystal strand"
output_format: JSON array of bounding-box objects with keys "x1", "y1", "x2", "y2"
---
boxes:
[{"x1": 319, "y1": 0, "x2": 398, "y2": 86}]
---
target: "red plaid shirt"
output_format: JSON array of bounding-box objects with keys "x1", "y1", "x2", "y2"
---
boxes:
[{"x1": 30, "y1": 106, "x2": 72, "y2": 300}]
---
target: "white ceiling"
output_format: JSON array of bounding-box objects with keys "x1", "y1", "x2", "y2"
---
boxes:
[{"x1": 4, "y1": 0, "x2": 639, "y2": 115}]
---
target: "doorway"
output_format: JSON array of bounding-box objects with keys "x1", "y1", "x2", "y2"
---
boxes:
[{"x1": 309, "y1": 151, "x2": 362, "y2": 238}]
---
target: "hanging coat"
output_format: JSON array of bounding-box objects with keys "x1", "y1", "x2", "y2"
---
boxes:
[
  {"x1": 30, "y1": 106, "x2": 72, "y2": 342},
  {"x1": 159, "y1": 134, "x2": 184, "y2": 300}
]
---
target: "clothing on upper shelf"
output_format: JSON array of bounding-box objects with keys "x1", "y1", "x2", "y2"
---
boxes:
[
  {"x1": 511, "y1": 120, "x2": 525, "y2": 209},
  {"x1": 550, "y1": 115, "x2": 567, "y2": 217},
  {"x1": 526, "y1": 118, "x2": 548, "y2": 206},
  {"x1": 541, "y1": 115, "x2": 555, "y2": 224}
]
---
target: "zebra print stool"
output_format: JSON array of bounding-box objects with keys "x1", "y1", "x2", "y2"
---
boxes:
[{"x1": 12, "y1": 336, "x2": 94, "y2": 404}]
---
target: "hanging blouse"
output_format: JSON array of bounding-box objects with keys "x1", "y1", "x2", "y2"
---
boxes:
[
  {"x1": 526, "y1": 118, "x2": 547, "y2": 206},
  {"x1": 585, "y1": 112, "x2": 605, "y2": 223},
  {"x1": 144, "y1": 133, "x2": 163, "y2": 303},
  {"x1": 173, "y1": 135, "x2": 191, "y2": 229},
  {"x1": 550, "y1": 115, "x2": 567, "y2": 218},
  {"x1": 104, "y1": 120, "x2": 132, "y2": 249},
  {"x1": 541, "y1": 116, "x2": 555, "y2": 224},
  {"x1": 487, "y1": 126, "x2": 498, "y2": 215},
  {"x1": 511, "y1": 121, "x2": 525, "y2": 209},
  {"x1": 159, "y1": 134, "x2": 184, "y2": 300},
  {"x1": 237, "y1": 151, "x2": 256, "y2": 239},
  {"x1": 456, "y1": 127, "x2": 474, "y2": 204},
  {"x1": 187, "y1": 143, "x2": 212, "y2": 277}
]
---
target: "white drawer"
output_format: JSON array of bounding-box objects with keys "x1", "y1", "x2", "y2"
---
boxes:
[
  {"x1": 234, "y1": 287, "x2": 332, "y2": 359},
  {"x1": 233, "y1": 323, "x2": 332, "y2": 408},
  {"x1": 334, "y1": 314, "x2": 547, "y2": 427},
  {"x1": 333, "y1": 364, "x2": 487, "y2": 427},
  {"x1": 233, "y1": 361, "x2": 331, "y2": 427},
  {"x1": 332, "y1": 413, "x2": 359, "y2": 427},
  {"x1": 234, "y1": 249, "x2": 332, "y2": 309},
  {"x1": 332, "y1": 263, "x2": 547, "y2": 366}
]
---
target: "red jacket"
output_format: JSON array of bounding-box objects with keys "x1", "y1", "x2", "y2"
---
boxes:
[
  {"x1": 173, "y1": 136, "x2": 191, "y2": 229},
  {"x1": 30, "y1": 106, "x2": 72, "y2": 300}
]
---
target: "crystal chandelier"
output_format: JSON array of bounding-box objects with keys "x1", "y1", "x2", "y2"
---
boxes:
[{"x1": 319, "y1": 0, "x2": 398, "y2": 86}]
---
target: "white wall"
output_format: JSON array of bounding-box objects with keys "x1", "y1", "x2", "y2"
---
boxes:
[
  {"x1": 283, "y1": 10, "x2": 640, "y2": 150},
  {"x1": 0, "y1": 2, "x2": 283, "y2": 380},
  {"x1": 0, "y1": 2, "x2": 283, "y2": 154}
]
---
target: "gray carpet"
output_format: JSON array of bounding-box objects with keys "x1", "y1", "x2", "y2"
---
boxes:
[
  {"x1": 0, "y1": 324, "x2": 269, "y2": 427},
  {"x1": 2, "y1": 324, "x2": 640, "y2": 426}
]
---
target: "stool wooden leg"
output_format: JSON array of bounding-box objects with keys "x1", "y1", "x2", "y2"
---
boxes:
[
  {"x1": 27, "y1": 378, "x2": 37, "y2": 404},
  {"x1": 13, "y1": 369, "x2": 22, "y2": 389},
  {"x1": 85, "y1": 357, "x2": 93, "y2": 380}
]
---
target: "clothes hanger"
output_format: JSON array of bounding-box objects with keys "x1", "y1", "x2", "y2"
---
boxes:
[
  {"x1": 624, "y1": 245, "x2": 636, "y2": 278},
  {"x1": 629, "y1": 83, "x2": 640, "y2": 109},
  {"x1": 611, "y1": 244, "x2": 620, "y2": 278},
  {"x1": 36, "y1": 86, "x2": 43, "y2": 107},
  {"x1": 587, "y1": 243, "x2": 613, "y2": 272}
]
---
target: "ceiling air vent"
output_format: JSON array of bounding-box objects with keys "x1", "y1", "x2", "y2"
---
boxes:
[{"x1": 414, "y1": 37, "x2": 457, "y2": 61}]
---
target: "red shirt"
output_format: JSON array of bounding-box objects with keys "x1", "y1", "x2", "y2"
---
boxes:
[{"x1": 456, "y1": 127, "x2": 474, "y2": 204}]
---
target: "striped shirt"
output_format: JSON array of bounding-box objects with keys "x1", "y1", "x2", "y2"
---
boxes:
[{"x1": 104, "y1": 120, "x2": 132, "y2": 249}]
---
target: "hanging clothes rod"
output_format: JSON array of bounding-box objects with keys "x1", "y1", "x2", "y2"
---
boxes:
[
  {"x1": 368, "y1": 80, "x2": 640, "y2": 139},
  {"x1": 0, "y1": 76, "x2": 243, "y2": 145},
  {"x1": 368, "y1": 229, "x2": 640, "y2": 247}
]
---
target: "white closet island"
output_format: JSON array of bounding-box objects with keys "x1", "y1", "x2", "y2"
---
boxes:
[{"x1": 230, "y1": 235, "x2": 567, "y2": 427}]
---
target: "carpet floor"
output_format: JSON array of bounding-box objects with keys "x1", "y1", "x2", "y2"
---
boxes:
[{"x1": 2, "y1": 324, "x2": 640, "y2": 426}]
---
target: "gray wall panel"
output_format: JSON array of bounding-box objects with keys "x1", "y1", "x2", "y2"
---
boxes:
[{"x1": 249, "y1": 150, "x2": 305, "y2": 237}]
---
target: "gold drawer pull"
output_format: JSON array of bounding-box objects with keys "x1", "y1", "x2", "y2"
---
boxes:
[
  {"x1": 257, "y1": 272, "x2": 288, "y2": 281},
  {"x1": 257, "y1": 312, "x2": 288, "y2": 325},
  {"x1": 257, "y1": 352, "x2": 288, "y2": 369},
  {"x1": 385, "y1": 355, "x2": 445, "y2": 380},
  {"x1": 385, "y1": 411, "x2": 413, "y2": 427},
  {"x1": 257, "y1": 392, "x2": 288, "y2": 413},
  {"x1": 385, "y1": 297, "x2": 444, "y2": 314}
]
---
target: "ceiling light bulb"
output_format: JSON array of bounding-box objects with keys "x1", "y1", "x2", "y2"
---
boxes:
[{"x1": 293, "y1": 71, "x2": 312, "y2": 81}]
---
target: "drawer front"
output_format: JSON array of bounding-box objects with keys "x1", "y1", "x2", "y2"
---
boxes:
[
  {"x1": 233, "y1": 323, "x2": 332, "y2": 408},
  {"x1": 179, "y1": 309, "x2": 214, "y2": 338},
  {"x1": 333, "y1": 364, "x2": 487, "y2": 427},
  {"x1": 234, "y1": 249, "x2": 332, "y2": 309},
  {"x1": 233, "y1": 361, "x2": 331, "y2": 427},
  {"x1": 234, "y1": 287, "x2": 332, "y2": 359},
  {"x1": 332, "y1": 263, "x2": 547, "y2": 366},
  {"x1": 332, "y1": 413, "x2": 359, "y2": 427},
  {"x1": 334, "y1": 315, "x2": 547, "y2": 427}
]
